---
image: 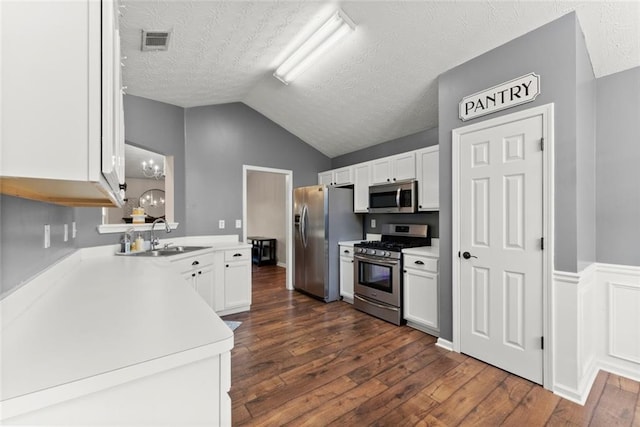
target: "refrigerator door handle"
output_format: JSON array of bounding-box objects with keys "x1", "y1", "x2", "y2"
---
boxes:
[
  {"x1": 301, "y1": 204, "x2": 308, "y2": 248},
  {"x1": 395, "y1": 187, "x2": 401, "y2": 208}
]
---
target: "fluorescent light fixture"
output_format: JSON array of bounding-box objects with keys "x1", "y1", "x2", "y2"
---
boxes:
[{"x1": 274, "y1": 10, "x2": 356, "y2": 84}]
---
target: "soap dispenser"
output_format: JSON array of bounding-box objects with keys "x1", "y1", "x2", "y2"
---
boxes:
[{"x1": 135, "y1": 233, "x2": 145, "y2": 252}]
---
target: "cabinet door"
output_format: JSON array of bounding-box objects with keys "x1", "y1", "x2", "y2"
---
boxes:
[
  {"x1": 417, "y1": 146, "x2": 439, "y2": 211},
  {"x1": 403, "y1": 268, "x2": 438, "y2": 331},
  {"x1": 318, "y1": 171, "x2": 333, "y2": 186},
  {"x1": 353, "y1": 163, "x2": 370, "y2": 213},
  {"x1": 195, "y1": 265, "x2": 215, "y2": 309},
  {"x1": 370, "y1": 158, "x2": 392, "y2": 184},
  {"x1": 392, "y1": 152, "x2": 416, "y2": 181},
  {"x1": 333, "y1": 167, "x2": 353, "y2": 186},
  {"x1": 224, "y1": 261, "x2": 251, "y2": 309},
  {"x1": 101, "y1": 0, "x2": 125, "y2": 201},
  {"x1": 339, "y1": 254, "x2": 355, "y2": 302}
]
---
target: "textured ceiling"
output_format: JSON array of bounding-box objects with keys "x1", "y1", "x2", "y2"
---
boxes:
[{"x1": 120, "y1": 1, "x2": 640, "y2": 158}]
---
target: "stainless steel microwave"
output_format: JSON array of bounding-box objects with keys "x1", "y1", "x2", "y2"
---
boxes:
[{"x1": 368, "y1": 180, "x2": 417, "y2": 213}]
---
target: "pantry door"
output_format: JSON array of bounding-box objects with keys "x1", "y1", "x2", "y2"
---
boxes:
[{"x1": 454, "y1": 106, "x2": 551, "y2": 385}]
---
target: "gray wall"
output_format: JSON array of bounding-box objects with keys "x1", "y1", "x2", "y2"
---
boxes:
[
  {"x1": 1, "y1": 196, "x2": 76, "y2": 297},
  {"x1": 575, "y1": 22, "x2": 597, "y2": 270},
  {"x1": 596, "y1": 67, "x2": 640, "y2": 266},
  {"x1": 438, "y1": 13, "x2": 581, "y2": 341},
  {"x1": 331, "y1": 127, "x2": 439, "y2": 169},
  {"x1": 74, "y1": 95, "x2": 187, "y2": 247},
  {"x1": 184, "y1": 102, "x2": 330, "y2": 236}
]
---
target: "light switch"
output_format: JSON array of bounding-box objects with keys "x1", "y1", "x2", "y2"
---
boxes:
[
  {"x1": 218, "y1": 220, "x2": 225, "y2": 229},
  {"x1": 371, "y1": 219, "x2": 376, "y2": 228},
  {"x1": 235, "y1": 219, "x2": 242, "y2": 229},
  {"x1": 72, "y1": 221, "x2": 77, "y2": 239},
  {"x1": 64, "y1": 224, "x2": 69, "y2": 242}
]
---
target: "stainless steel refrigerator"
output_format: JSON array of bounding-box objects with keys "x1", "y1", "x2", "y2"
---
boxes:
[{"x1": 294, "y1": 185, "x2": 363, "y2": 302}]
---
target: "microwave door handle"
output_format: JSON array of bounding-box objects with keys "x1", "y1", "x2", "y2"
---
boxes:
[{"x1": 396, "y1": 188, "x2": 401, "y2": 208}]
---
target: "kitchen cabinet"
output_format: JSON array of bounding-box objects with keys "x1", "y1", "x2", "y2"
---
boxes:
[
  {"x1": 170, "y1": 253, "x2": 216, "y2": 309},
  {"x1": 353, "y1": 162, "x2": 371, "y2": 213},
  {"x1": 219, "y1": 249, "x2": 252, "y2": 315},
  {"x1": 339, "y1": 245, "x2": 356, "y2": 303},
  {"x1": 318, "y1": 166, "x2": 353, "y2": 187},
  {"x1": 416, "y1": 145, "x2": 439, "y2": 211},
  {"x1": 0, "y1": 0, "x2": 125, "y2": 207},
  {"x1": 403, "y1": 253, "x2": 439, "y2": 336},
  {"x1": 370, "y1": 152, "x2": 416, "y2": 185}
]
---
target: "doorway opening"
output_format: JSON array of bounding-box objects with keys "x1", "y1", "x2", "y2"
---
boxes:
[{"x1": 242, "y1": 165, "x2": 293, "y2": 290}]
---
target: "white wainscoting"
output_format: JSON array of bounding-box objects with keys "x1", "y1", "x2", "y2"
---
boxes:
[{"x1": 553, "y1": 263, "x2": 640, "y2": 404}]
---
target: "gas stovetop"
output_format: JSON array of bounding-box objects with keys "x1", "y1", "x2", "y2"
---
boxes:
[{"x1": 354, "y1": 224, "x2": 431, "y2": 259}]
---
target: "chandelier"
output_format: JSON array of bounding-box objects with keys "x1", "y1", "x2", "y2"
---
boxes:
[{"x1": 141, "y1": 159, "x2": 164, "y2": 179}]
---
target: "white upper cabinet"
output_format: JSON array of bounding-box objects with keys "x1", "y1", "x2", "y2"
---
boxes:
[
  {"x1": 370, "y1": 152, "x2": 416, "y2": 185},
  {"x1": 416, "y1": 145, "x2": 439, "y2": 211},
  {"x1": 353, "y1": 162, "x2": 370, "y2": 213},
  {"x1": 317, "y1": 166, "x2": 353, "y2": 187},
  {"x1": 0, "y1": 0, "x2": 125, "y2": 207}
]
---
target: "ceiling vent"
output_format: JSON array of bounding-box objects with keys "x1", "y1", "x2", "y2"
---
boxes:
[{"x1": 141, "y1": 30, "x2": 171, "y2": 51}]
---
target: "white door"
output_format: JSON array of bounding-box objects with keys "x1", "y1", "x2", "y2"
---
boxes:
[{"x1": 458, "y1": 114, "x2": 544, "y2": 384}]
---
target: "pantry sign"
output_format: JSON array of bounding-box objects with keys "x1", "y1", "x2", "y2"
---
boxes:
[{"x1": 459, "y1": 73, "x2": 540, "y2": 121}]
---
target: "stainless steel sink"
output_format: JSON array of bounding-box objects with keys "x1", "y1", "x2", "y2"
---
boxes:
[{"x1": 121, "y1": 246, "x2": 211, "y2": 257}]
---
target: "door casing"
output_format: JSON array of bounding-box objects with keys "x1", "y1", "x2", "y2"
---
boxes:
[{"x1": 452, "y1": 103, "x2": 554, "y2": 389}]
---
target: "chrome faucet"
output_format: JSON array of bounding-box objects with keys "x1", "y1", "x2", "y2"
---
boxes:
[{"x1": 150, "y1": 218, "x2": 171, "y2": 250}]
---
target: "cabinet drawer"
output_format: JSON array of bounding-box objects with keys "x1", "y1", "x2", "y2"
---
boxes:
[
  {"x1": 339, "y1": 246, "x2": 355, "y2": 257},
  {"x1": 403, "y1": 255, "x2": 438, "y2": 273},
  {"x1": 224, "y1": 248, "x2": 251, "y2": 262},
  {"x1": 170, "y1": 253, "x2": 215, "y2": 273}
]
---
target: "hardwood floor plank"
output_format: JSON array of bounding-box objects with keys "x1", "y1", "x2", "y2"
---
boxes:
[
  {"x1": 459, "y1": 375, "x2": 534, "y2": 426},
  {"x1": 501, "y1": 384, "x2": 561, "y2": 426},
  {"x1": 229, "y1": 266, "x2": 640, "y2": 426}
]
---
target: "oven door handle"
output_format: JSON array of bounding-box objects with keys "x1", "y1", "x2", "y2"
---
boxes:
[
  {"x1": 354, "y1": 254, "x2": 399, "y2": 267},
  {"x1": 354, "y1": 294, "x2": 400, "y2": 312},
  {"x1": 396, "y1": 187, "x2": 401, "y2": 208}
]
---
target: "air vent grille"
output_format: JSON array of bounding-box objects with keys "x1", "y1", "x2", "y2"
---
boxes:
[{"x1": 141, "y1": 30, "x2": 171, "y2": 51}]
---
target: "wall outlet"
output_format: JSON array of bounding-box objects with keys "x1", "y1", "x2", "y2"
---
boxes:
[
  {"x1": 370, "y1": 219, "x2": 377, "y2": 228},
  {"x1": 218, "y1": 220, "x2": 225, "y2": 229},
  {"x1": 235, "y1": 219, "x2": 242, "y2": 229},
  {"x1": 72, "y1": 221, "x2": 77, "y2": 239},
  {"x1": 44, "y1": 224, "x2": 51, "y2": 248},
  {"x1": 63, "y1": 224, "x2": 69, "y2": 242}
]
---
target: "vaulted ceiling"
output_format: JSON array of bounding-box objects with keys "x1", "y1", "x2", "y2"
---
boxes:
[{"x1": 120, "y1": 1, "x2": 640, "y2": 158}]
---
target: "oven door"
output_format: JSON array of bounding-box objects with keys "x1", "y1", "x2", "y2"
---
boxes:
[{"x1": 353, "y1": 254, "x2": 401, "y2": 307}]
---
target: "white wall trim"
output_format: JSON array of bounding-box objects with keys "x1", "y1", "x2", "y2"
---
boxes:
[
  {"x1": 242, "y1": 165, "x2": 293, "y2": 290},
  {"x1": 436, "y1": 338, "x2": 453, "y2": 352},
  {"x1": 552, "y1": 262, "x2": 640, "y2": 404},
  {"x1": 451, "y1": 103, "x2": 555, "y2": 389}
]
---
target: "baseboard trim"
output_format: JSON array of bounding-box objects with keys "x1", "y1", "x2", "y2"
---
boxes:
[{"x1": 436, "y1": 338, "x2": 453, "y2": 352}]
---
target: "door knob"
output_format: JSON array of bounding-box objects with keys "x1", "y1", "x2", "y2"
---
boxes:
[{"x1": 462, "y1": 251, "x2": 477, "y2": 259}]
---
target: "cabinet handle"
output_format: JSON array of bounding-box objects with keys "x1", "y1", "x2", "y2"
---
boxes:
[
  {"x1": 415, "y1": 260, "x2": 425, "y2": 265},
  {"x1": 393, "y1": 178, "x2": 396, "y2": 181},
  {"x1": 233, "y1": 253, "x2": 242, "y2": 257},
  {"x1": 192, "y1": 260, "x2": 199, "y2": 266},
  {"x1": 403, "y1": 270, "x2": 407, "y2": 273},
  {"x1": 386, "y1": 178, "x2": 390, "y2": 182},
  {"x1": 419, "y1": 205, "x2": 422, "y2": 208},
  {"x1": 191, "y1": 273, "x2": 196, "y2": 277},
  {"x1": 198, "y1": 271, "x2": 202, "y2": 275},
  {"x1": 226, "y1": 264, "x2": 229, "y2": 268},
  {"x1": 343, "y1": 250, "x2": 349, "y2": 254}
]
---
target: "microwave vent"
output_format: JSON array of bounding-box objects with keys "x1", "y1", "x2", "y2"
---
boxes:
[{"x1": 141, "y1": 30, "x2": 171, "y2": 51}]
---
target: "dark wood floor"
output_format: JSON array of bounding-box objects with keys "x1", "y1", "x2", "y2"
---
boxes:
[{"x1": 223, "y1": 265, "x2": 640, "y2": 426}]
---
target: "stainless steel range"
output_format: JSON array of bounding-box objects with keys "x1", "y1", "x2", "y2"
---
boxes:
[{"x1": 353, "y1": 224, "x2": 430, "y2": 325}]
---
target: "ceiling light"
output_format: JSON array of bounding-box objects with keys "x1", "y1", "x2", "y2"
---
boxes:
[
  {"x1": 274, "y1": 10, "x2": 356, "y2": 84},
  {"x1": 141, "y1": 159, "x2": 165, "y2": 179}
]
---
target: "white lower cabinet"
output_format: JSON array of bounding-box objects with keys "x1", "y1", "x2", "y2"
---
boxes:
[
  {"x1": 169, "y1": 247, "x2": 251, "y2": 315},
  {"x1": 403, "y1": 253, "x2": 439, "y2": 335},
  {"x1": 219, "y1": 249, "x2": 252, "y2": 315},
  {"x1": 339, "y1": 245, "x2": 355, "y2": 303}
]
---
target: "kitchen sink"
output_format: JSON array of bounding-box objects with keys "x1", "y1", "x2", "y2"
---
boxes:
[{"x1": 119, "y1": 246, "x2": 211, "y2": 257}]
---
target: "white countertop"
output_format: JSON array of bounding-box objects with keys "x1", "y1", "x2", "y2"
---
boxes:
[
  {"x1": 402, "y1": 245, "x2": 439, "y2": 257},
  {"x1": 0, "y1": 236, "x2": 245, "y2": 419}
]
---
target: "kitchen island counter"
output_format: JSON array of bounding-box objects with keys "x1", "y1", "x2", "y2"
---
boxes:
[{"x1": 0, "y1": 237, "x2": 239, "y2": 424}]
